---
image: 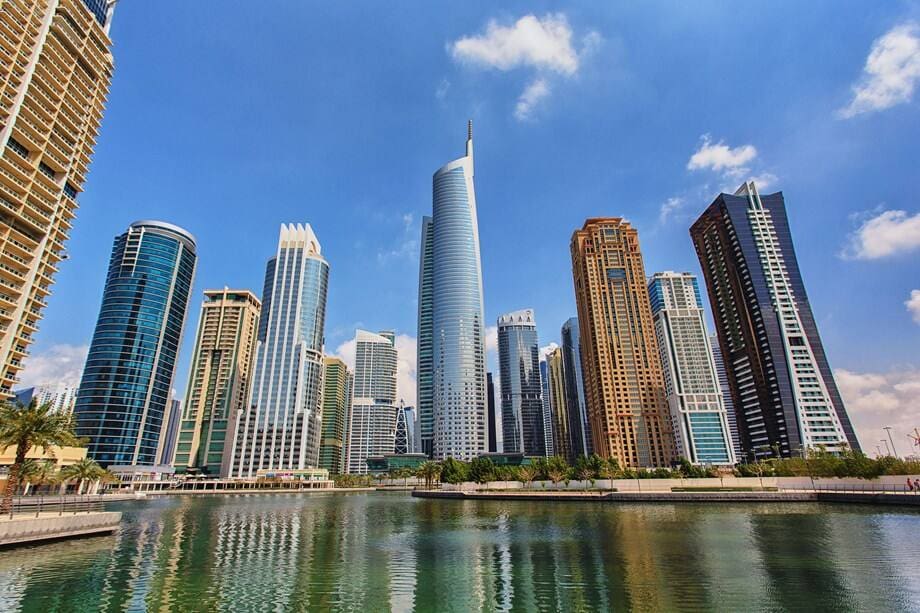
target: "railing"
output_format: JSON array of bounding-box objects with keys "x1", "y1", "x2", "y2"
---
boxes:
[
  {"x1": 6, "y1": 494, "x2": 105, "y2": 519},
  {"x1": 811, "y1": 482, "x2": 920, "y2": 494}
]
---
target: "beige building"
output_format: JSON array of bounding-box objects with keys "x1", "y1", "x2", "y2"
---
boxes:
[
  {"x1": 319, "y1": 356, "x2": 351, "y2": 475},
  {"x1": 546, "y1": 347, "x2": 572, "y2": 462},
  {"x1": 173, "y1": 289, "x2": 260, "y2": 477},
  {"x1": 570, "y1": 218, "x2": 675, "y2": 469},
  {"x1": 0, "y1": 0, "x2": 115, "y2": 397}
]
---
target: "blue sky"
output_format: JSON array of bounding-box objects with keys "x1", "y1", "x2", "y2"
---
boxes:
[{"x1": 21, "y1": 2, "x2": 920, "y2": 453}]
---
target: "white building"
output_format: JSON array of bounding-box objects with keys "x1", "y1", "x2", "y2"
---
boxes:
[
  {"x1": 13, "y1": 384, "x2": 77, "y2": 414},
  {"x1": 346, "y1": 330, "x2": 398, "y2": 474}
]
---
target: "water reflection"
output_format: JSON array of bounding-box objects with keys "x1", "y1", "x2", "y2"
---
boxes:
[{"x1": 0, "y1": 495, "x2": 917, "y2": 611}]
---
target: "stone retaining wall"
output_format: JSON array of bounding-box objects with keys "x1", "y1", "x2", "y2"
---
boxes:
[{"x1": 0, "y1": 511, "x2": 122, "y2": 546}]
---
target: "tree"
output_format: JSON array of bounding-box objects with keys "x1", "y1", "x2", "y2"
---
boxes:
[
  {"x1": 468, "y1": 457, "x2": 495, "y2": 484},
  {"x1": 440, "y1": 458, "x2": 469, "y2": 484},
  {"x1": 61, "y1": 458, "x2": 104, "y2": 495},
  {"x1": 518, "y1": 464, "x2": 538, "y2": 489},
  {"x1": 417, "y1": 461, "x2": 442, "y2": 489},
  {"x1": 575, "y1": 464, "x2": 594, "y2": 491},
  {"x1": 0, "y1": 400, "x2": 81, "y2": 512},
  {"x1": 25, "y1": 460, "x2": 59, "y2": 494}
]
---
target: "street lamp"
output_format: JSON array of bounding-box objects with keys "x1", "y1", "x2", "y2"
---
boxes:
[
  {"x1": 881, "y1": 439, "x2": 891, "y2": 456},
  {"x1": 883, "y1": 426, "x2": 899, "y2": 459}
]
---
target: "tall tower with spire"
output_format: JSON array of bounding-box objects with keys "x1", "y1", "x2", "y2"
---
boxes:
[{"x1": 425, "y1": 122, "x2": 487, "y2": 461}]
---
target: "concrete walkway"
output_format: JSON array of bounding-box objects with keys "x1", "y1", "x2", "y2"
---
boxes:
[{"x1": 0, "y1": 511, "x2": 122, "y2": 546}]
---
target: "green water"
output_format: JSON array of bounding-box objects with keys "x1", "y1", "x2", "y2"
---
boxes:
[{"x1": 0, "y1": 493, "x2": 917, "y2": 612}]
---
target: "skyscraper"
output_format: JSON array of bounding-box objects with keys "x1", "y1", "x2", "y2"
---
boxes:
[
  {"x1": 710, "y1": 332, "x2": 742, "y2": 460},
  {"x1": 319, "y1": 356, "x2": 351, "y2": 475},
  {"x1": 159, "y1": 397, "x2": 182, "y2": 466},
  {"x1": 345, "y1": 330, "x2": 398, "y2": 474},
  {"x1": 0, "y1": 0, "x2": 115, "y2": 397},
  {"x1": 430, "y1": 122, "x2": 487, "y2": 461},
  {"x1": 539, "y1": 357, "x2": 554, "y2": 456},
  {"x1": 546, "y1": 347, "x2": 572, "y2": 462},
  {"x1": 417, "y1": 215, "x2": 434, "y2": 457},
  {"x1": 690, "y1": 182, "x2": 860, "y2": 458},
  {"x1": 498, "y1": 309, "x2": 545, "y2": 456},
  {"x1": 228, "y1": 224, "x2": 329, "y2": 477},
  {"x1": 571, "y1": 218, "x2": 675, "y2": 469},
  {"x1": 486, "y1": 372, "x2": 497, "y2": 453},
  {"x1": 13, "y1": 383, "x2": 77, "y2": 414},
  {"x1": 561, "y1": 317, "x2": 592, "y2": 457},
  {"x1": 173, "y1": 289, "x2": 261, "y2": 476},
  {"x1": 648, "y1": 271, "x2": 735, "y2": 465},
  {"x1": 74, "y1": 221, "x2": 197, "y2": 467}
]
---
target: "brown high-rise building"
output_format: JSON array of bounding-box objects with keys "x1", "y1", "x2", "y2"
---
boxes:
[
  {"x1": 0, "y1": 0, "x2": 115, "y2": 396},
  {"x1": 570, "y1": 218, "x2": 675, "y2": 468}
]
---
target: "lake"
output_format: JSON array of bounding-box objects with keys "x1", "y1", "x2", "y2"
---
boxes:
[{"x1": 0, "y1": 492, "x2": 917, "y2": 611}]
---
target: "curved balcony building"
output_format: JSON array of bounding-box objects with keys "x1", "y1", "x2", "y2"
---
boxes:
[
  {"x1": 430, "y1": 122, "x2": 487, "y2": 461},
  {"x1": 74, "y1": 220, "x2": 197, "y2": 467}
]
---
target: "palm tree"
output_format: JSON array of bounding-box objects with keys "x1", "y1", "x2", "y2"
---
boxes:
[
  {"x1": 16, "y1": 458, "x2": 40, "y2": 495},
  {"x1": 61, "y1": 458, "x2": 104, "y2": 495},
  {"x1": 417, "y1": 461, "x2": 441, "y2": 489},
  {"x1": 26, "y1": 460, "x2": 59, "y2": 495},
  {"x1": 0, "y1": 400, "x2": 81, "y2": 512}
]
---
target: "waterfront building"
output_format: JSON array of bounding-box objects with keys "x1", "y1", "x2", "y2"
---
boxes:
[
  {"x1": 319, "y1": 356, "x2": 351, "y2": 475},
  {"x1": 547, "y1": 347, "x2": 572, "y2": 462},
  {"x1": 345, "y1": 330, "x2": 398, "y2": 474},
  {"x1": 13, "y1": 383, "x2": 77, "y2": 414},
  {"x1": 158, "y1": 397, "x2": 181, "y2": 466},
  {"x1": 486, "y1": 372, "x2": 497, "y2": 453},
  {"x1": 690, "y1": 182, "x2": 860, "y2": 458},
  {"x1": 711, "y1": 332, "x2": 743, "y2": 459},
  {"x1": 540, "y1": 356, "x2": 554, "y2": 456},
  {"x1": 74, "y1": 221, "x2": 197, "y2": 467},
  {"x1": 0, "y1": 0, "x2": 115, "y2": 397},
  {"x1": 430, "y1": 121, "x2": 487, "y2": 461},
  {"x1": 648, "y1": 272, "x2": 735, "y2": 465},
  {"x1": 228, "y1": 224, "x2": 329, "y2": 476},
  {"x1": 417, "y1": 215, "x2": 434, "y2": 457},
  {"x1": 570, "y1": 218, "x2": 675, "y2": 468},
  {"x1": 561, "y1": 317, "x2": 592, "y2": 456},
  {"x1": 498, "y1": 309, "x2": 545, "y2": 456},
  {"x1": 173, "y1": 289, "x2": 261, "y2": 476}
]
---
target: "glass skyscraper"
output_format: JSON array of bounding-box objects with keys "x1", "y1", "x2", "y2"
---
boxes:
[
  {"x1": 649, "y1": 271, "x2": 735, "y2": 465},
  {"x1": 416, "y1": 216, "x2": 434, "y2": 457},
  {"x1": 345, "y1": 330, "x2": 398, "y2": 474},
  {"x1": 690, "y1": 182, "x2": 860, "y2": 458},
  {"x1": 561, "y1": 317, "x2": 592, "y2": 457},
  {"x1": 74, "y1": 221, "x2": 197, "y2": 467},
  {"x1": 228, "y1": 224, "x2": 329, "y2": 476},
  {"x1": 498, "y1": 309, "x2": 545, "y2": 457},
  {"x1": 429, "y1": 122, "x2": 487, "y2": 461}
]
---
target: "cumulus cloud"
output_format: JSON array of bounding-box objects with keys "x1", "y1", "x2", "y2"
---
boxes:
[
  {"x1": 842, "y1": 209, "x2": 920, "y2": 259},
  {"x1": 17, "y1": 344, "x2": 87, "y2": 389},
  {"x1": 449, "y1": 13, "x2": 599, "y2": 120},
  {"x1": 376, "y1": 211, "x2": 419, "y2": 264},
  {"x1": 906, "y1": 289, "x2": 920, "y2": 324},
  {"x1": 838, "y1": 22, "x2": 920, "y2": 118},
  {"x1": 332, "y1": 333, "x2": 418, "y2": 408},
  {"x1": 514, "y1": 78, "x2": 550, "y2": 120},
  {"x1": 687, "y1": 135, "x2": 758, "y2": 172},
  {"x1": 435, "y1": 78, "x2": 450, "y2": 101},
  {"x1": 658, "y1": 196, "x2": 686, "y2": 224},
  {"x1": 836, "y1": 368, "x2": 920, "y2": 456},
  {"x1": 538, "y1": 342, "x2": 560, "y2": 362},
  {"x1": 484, "y1": 325, "x2": 498, "y2": 355}
]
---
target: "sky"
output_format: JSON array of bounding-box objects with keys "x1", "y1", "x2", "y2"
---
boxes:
[{"x1": 18, "y1": 1, "x2": 920, "y2": 457}]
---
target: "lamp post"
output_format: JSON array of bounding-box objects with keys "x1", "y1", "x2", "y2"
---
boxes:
[
  {"x1": 881, "y1": 439, "x2": 891, "y2": 456},
  {"x1": 883, "y1": 427, "x2": 899, "y2": 459}
]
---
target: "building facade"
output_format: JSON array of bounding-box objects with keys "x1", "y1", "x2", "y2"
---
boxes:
[
  {"x1": 345, "y1": 330, "x2": 398, "y2": 474},
  {"x1": 690, "y1": 182, "x2": 860, "y2": 458},
  {"x1": 486, "y1": 372, "x2": 497, "y2": 453},
  {"x1": 416, "y1": 215, "x2": 434, "y2": 457},
  {"x1": 710, "y1": 332, "x2": 742, "y2": 459},
  {"x1": 13, "y1": 383, "x2": 77, "y2": 414},
  {"x1": 547, "y1": 347, "x2": 573, "y2": 462},
  {"x1": 0, "y1": 0, "x2": 115, "y2": 397},
  {"x1": 319, "y1": 356, "x2": 351, "y2": 475},
  {"x1": 74, "y1": 221, "x2": 197, "y2": 467},
  {"x1": 497, "y1": 310, "x2": 545, "y2": 457},
  {"x1": 561, "y1": 317, "x2": 592, "y2": 457},
  {"x1": 430, "y1": 122, "x2": 487, "y2": 461},
  {"x1": 540, "y1": 358, "x2": 554, "y2": 456},
  {"x1": 648, "y1": 272, "x2": 735, "y2": 465},
  {"x1": 228, "y1": 224, "x2": 329, "y2": 477},
  {"x1": 570, "y1": 218, "x2": 675, "y2": 469},
  {"x1": 159, "y1": 397, "x2": 181, "y2": 466},
  {"x1": 173, "y1": 289, "x2": 261, "y2": 476}
]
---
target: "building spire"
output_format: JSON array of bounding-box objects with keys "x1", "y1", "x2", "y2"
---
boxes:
[{"x1": 465, "y1": 119, "x2": 474, "y2": 163}]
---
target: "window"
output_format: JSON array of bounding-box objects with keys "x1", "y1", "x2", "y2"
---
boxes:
[
  {"x1": 6, "y1": 138, "x2": 28, "y2": 159},
  {"x1": 39, "y1": 162, "x2": 55, "y2": 180}
]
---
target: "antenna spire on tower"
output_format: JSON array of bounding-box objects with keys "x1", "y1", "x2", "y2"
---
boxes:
[{"x1": 467, "y1": 119, "x2": 473, "y2": 141}]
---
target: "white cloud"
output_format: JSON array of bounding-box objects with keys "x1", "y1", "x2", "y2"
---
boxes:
[
  {"x1": 332, "y1": 333, "x2": 418, "y2": 408},
  {"x1": 449, "y1": 13, "x2": 599, "y2": 121},
  {"x1": 17, "y1": 344, "x2": 87, "y2": 389},
  {"x1": 838, "y1": 22, "x2": 920, "y2": 118},
  {"x1": 451, "y1": 13, "x2": 580, "y2": 75},
  {"x1": 687, "y1": 134, "x2": 758, "y2": 172},
  {"x1": 538, "y1": 342, "x2": 559, "y2": 363},
  {"x1": 658, "y1": 196, "x2": 686, "y2": 224},
  {"x1": 514, "y1": 78, "x2": 550, "y2": 120},
  {"x1": 485, "y1": 325, "x2": 498, "y2": 356},
  {"x1": 842, "y1": 209, "x2": 920, "y2": 259},
  {"x1": 435, "y1": 78, "x2": 450, "y2": 101},
  {"x1": 376, "y1": 211, "x2": 419, "y2": 264},
  {"x1": 836, "y1": 368, "x2": 920, "y2": 456},
  {"x1": 906, "y1": 289, "x2": 920, "y2": 324}
]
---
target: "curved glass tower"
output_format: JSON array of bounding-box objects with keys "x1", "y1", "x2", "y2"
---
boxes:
[
  {"x1": 75, "y1": 221, "x2": 197, "y2": 467},
  {"x1": 431, "y1": 122, "x2": 487, "y2": 461},
  {"x1": 228, "y1": 223, "x2": 329, "y2": 476}
]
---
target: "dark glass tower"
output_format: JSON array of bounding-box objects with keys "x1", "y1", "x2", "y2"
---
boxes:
[
  {"x1": 561, "y1": 317, "x2": 592, "y2": 457},
  {"x1": 497, "y1": 309, "x2": 545, "y2": 456},
  {"x1": 690, "y1": 182, "x2": 860, "y2": 459},
  {"x1": 75, "y1": 221, "x2": 197, "y2": 467}
]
